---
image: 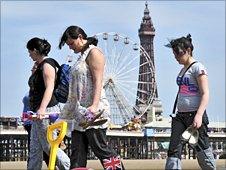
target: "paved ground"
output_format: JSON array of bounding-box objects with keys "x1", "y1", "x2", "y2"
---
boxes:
[{"x1": 0, "y1": 159, "x2": 225, "y2": 170}]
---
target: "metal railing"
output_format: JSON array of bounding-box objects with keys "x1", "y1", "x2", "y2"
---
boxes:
[{"x1": 1, "y1": 134, "x2": 225, "y2": 161}]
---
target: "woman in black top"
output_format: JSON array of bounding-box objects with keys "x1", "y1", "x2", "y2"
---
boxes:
[
  {"x1": 26, "y1": 37, "x2": 70, "y2": 170},
  {"x1": 22, "y1": 62, "x2": 50, "y2": 167}
]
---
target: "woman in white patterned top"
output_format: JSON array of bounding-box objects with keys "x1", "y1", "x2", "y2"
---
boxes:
[{"x1": 59, "y1": 25, "x2": 125, "y2": 170}]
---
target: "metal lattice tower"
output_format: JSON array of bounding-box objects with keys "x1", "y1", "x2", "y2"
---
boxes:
[{"x1": 136, "y1": 2, "x2": 163, "y2": 121}]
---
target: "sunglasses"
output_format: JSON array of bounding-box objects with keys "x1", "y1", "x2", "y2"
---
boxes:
[{"x1": 173, "y1": 47, "x2": 185, "y2": 57}]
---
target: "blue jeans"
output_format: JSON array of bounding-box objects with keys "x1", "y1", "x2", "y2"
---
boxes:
[
  {"x1": 165, "y1": 111, "x2": 215, "y2": 170},
  {"x1": 28, "y1": 119, "x2": 70, "y2": 170}
]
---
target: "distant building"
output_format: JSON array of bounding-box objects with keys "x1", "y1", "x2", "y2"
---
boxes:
[{"x1": 0, "y1": 116, "x2": 19, "y2": 129}]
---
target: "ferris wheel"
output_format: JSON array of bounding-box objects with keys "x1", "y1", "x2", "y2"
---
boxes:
[{"x1": 94, "y1": 32, "x2": 156, "y2": 125}]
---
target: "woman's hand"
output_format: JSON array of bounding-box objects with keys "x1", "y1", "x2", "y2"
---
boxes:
[
  {"x1": 83, "y1": 105, "x2": 98, "y2": 122},
  {"x1": 87, "y1": 105, "x2": 98, "y2": 115},
  {"x1": 192, "y1": 114, "x2": 203, "y2": 129},
  {"x1": 37, "y1": 108, "x2": 46, "y2": 120}
]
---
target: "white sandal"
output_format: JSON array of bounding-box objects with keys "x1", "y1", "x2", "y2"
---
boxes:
[{"x1": 182, "y1": 126, "x2": 199, "y2": 146}]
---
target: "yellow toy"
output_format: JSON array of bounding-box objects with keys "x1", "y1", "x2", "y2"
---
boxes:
[{"x1": 47, "y1": 121, "x2": 67, "y2": 170}]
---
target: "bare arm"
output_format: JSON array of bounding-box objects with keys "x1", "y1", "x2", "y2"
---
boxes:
[
  {"x1": 193, "y1": 74, "x2": 209, "y2": 128},
  {"x1": 86, "y1": 48, "x2": 105, "y2": 113},
  {"x1": 37, "y1": 63, "x2": 56, "y2": 119}
]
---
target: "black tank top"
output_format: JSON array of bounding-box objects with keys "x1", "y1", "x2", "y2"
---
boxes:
[{"x1": 28, "y1": 58, "x2": 58, "y2": 112}]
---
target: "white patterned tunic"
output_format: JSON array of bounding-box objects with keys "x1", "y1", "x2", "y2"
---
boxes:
[{"x1": 60, "y1": 45, "x2": 110, "y2": 132}]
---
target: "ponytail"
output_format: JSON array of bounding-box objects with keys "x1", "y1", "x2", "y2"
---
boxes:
[
  {"x1": 81, "y1": 37, "x2": 98, "y2": 52},
  {"x1": 186, "y1": 34, "x2": 192, "y2": 44},
  {"x1": 87, "y1": 37, "x2": 98, "y2": 46},
  {"x1": 41, "y1": 39, "x2": 51, "y2": 56}
]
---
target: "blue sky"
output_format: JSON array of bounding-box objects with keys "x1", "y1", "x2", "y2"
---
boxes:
[{"x1": 1, "y1": 1, "x2": 225, "y2": 122}]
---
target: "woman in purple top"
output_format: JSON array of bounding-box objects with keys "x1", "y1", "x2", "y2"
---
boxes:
[{"x1": 165, "y1": 34, "x2": 216, "y2": 170}]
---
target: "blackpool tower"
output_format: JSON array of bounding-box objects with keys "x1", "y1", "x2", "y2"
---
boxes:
[{"x1": 136, "y1": 2, "x2": 163, "y2": 122}]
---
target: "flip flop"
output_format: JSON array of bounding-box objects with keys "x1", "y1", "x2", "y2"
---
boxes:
[
  {"x1": 79, "y1": 109, "x2": 107, "y2": 129},
  {"x1": 182, "y1": 126, "x2": 193, "y2": 142},
  {"x1": 189, "y1": 129, "x2": 199, "y2": 146},
  {"x1": 181, "y1": 126, "x2": 199, "y2": 146},
  {"x1": 82, "y1": 118, "x2": 108, "y2": 129}
]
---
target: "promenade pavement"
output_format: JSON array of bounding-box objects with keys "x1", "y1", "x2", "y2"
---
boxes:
[{"x1": 0, "y1": 159, "x2": 225, "y2": 170}]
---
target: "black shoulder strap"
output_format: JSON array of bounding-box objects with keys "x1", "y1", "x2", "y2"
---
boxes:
[
  {"x1": 38, "y1": 58, "x2": 60, "y2": 71},
  {"x1": 171, "y1": 61, "x2": 198, "y2": 116}
]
